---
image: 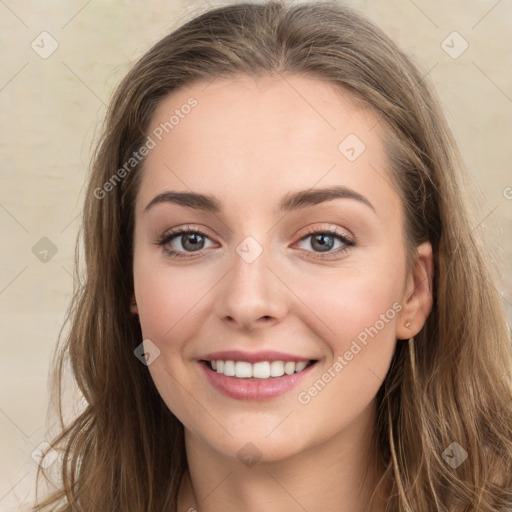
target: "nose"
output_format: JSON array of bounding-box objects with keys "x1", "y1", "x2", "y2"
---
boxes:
[{"x1": 214, "y1": 241, "x2": 289, "y2": 332}]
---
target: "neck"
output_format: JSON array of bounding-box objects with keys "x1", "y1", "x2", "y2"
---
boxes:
[{"x1": 177, "y1": 400, "x2": 389, "y2": 512}]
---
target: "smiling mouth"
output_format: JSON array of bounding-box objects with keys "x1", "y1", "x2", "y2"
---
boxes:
[{"x1": 201, "y1": 359, "x2": 318, "y2": 379}]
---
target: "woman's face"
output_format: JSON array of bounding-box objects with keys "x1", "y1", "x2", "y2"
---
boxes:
[{"x1": 131, "y1": 74, "x2": 431, "y2": 463}]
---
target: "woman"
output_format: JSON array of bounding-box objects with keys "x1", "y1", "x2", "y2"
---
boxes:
[{"x1": 34, "y1": 1, "x2": 512, "y2": 511}]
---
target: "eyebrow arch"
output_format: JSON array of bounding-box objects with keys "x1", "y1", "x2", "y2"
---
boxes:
[
  {"x1": 280, "y1": 185, "x2": 375, "y2": 213},
  {"x1": 144, "y1": 185, "x2": 375, "y2": 214}
]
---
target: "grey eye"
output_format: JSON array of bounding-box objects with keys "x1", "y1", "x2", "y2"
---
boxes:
[
  {"x1": 310, "y1": 233, "x2": 335, "y2": 252},
  {"x1": 177, "y1": 233, "x2": 206, "y2": 252}
]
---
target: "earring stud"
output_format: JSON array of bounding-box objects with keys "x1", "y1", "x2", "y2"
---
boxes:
[{"x1": 405, "y1": 320, "x2": 412, "y2": 328}]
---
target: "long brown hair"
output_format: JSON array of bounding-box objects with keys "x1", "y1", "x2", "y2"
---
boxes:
[{"x1": 33, "y1": 1, "x2": 512, "y2": 510}]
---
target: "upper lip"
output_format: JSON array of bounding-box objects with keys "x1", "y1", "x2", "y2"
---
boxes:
[{"x1": 200, "y1": 350, "x2": 317, "y2": 364}]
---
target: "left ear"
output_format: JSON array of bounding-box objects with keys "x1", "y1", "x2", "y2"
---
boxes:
[{"x1": 396, "y1": 241, "x2": 434, "y2": 340}]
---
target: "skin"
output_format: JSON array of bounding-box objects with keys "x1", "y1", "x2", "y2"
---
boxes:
[{"x1": 131, "y1": 74, "x2": 433, "y2": 512}]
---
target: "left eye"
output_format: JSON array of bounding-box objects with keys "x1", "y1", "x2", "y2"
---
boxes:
[{"x1": 296, "y1": 231, "x2": 351, "y2": 253}]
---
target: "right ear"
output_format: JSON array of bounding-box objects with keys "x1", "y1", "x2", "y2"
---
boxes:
[{"x1": 130, "y1": 293, "x2": 139, "y2": 315}]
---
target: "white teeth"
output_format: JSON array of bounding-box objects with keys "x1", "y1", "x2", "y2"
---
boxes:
[
  {"x1": 252, "y1": 362, "x2": 271, "y2": 379},
  {"x1": 223, "y1": 360, "x2": 235, "y2": 376},
  {"x1": 284, "y1": 362, "x2": 295, "y2": 375},
  {"x1": 235, "y1": 361, "x2": 252, "y2": 378},
  {"x1": 269, "y1": 361, "x2": 284, "y2": 377},
  {"x1": 210, "y1": 359, "x2": 312, "y2": 379},
  {"x1": 295, "y1": 361, "x2": 308, "y2": 372}
]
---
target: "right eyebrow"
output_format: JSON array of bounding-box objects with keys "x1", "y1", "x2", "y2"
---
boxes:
[{"x1": 144, "y1": 191, "x2": 222, "y2": 214}]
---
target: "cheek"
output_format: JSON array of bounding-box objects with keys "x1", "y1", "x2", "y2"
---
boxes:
[
  {"x1": 132, "y1": 255, "x2": 213, "y2": 415},
  {"x1": 132, "y1": 241, "x2": 217, "y2": 342},
  {"x1": 291, "y1": 274, "x2": 401, "y2": 436},
  {"x1": 290, "y1": 255, "x2": 404, "y2": 401},
  {"x1": 292, "y1": 259, "x2": 404, "y2": 345}
]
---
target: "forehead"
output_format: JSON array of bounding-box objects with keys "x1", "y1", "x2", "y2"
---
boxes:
[{"x1": 136, "y1": 74, "x2": 399, "y2": 219}]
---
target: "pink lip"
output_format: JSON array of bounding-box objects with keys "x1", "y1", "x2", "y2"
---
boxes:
[
  {"x1": 200, "y1": 350, "x2": 313, "y2": 363},
  {"x1": 199, "y1": 360, "x2": 317, "y2": 401}
]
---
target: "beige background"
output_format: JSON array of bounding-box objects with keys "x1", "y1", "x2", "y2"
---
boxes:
[{"x1": 0, "y1": 0, "x2": 511, "y2": 509}]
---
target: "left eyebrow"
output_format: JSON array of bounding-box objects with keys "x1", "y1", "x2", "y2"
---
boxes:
[
  {"x1": 143, "y1": 185, "x2": 376, "y2": 214},
  {"x1": 280, "y1": 185, "x2": 376, "y2": 214}
]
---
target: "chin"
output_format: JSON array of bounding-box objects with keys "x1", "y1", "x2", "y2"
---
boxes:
[{"x1": 185, "y1": 417, "x2": 316, "y2": 467}]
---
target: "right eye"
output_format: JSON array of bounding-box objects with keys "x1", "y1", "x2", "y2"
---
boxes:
[{"x1": 154, "y1": 226, "x2": 217, "y2": 258}]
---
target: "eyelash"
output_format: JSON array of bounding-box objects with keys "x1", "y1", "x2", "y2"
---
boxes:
[{"x1": 153, "y1": 225, "x2": 355, "y2": 260}]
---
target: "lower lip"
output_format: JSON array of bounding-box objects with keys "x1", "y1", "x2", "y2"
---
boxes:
[{"x1": 199, "y1": 361, "x2": 317, "y2": 401}]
